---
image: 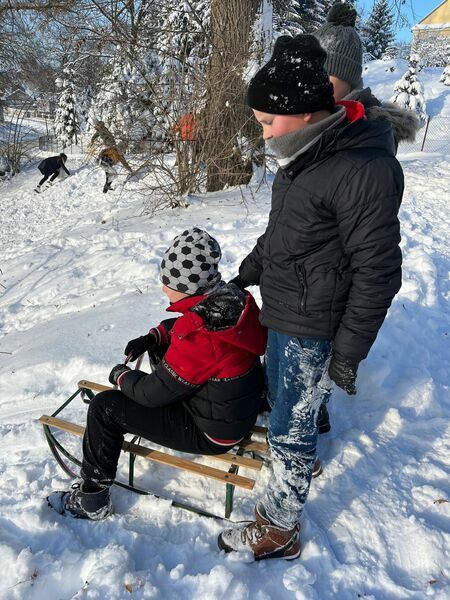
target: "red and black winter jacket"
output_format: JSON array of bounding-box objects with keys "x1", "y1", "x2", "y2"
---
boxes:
[{"x1": 117, "y1": 284, "x2": 267, "y2": 441}]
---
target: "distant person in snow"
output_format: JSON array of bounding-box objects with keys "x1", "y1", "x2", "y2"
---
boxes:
[
  {"x1": 312, "y1": 1, "x2": 420, "y2": 435},
  {"x1": 47, "y1": 228, "x2": 267, "y2": 520},
  {"x1": 314, "y1": 2, "x2": 420, "y2": 148},
  {"x1": 35, "y1": 153, "x2": 70, "y2": 193},
  {"x1": 219, "y1": 34, "x2": 404, "y2": 560},
  {"x1": 97, "y1": 146, "x2": 132, "y2": 193}
]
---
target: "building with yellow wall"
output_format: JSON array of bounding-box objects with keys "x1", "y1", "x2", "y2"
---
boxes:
[{"x1": 412, "y1": 0, "x2": 450, "y2": 40}]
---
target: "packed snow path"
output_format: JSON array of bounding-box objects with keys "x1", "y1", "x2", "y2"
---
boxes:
[{"x1": 1, "y1": 65, "x2": 449, "y2": 598}]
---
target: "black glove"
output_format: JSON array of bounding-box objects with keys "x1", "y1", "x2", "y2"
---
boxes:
[
  {"x1": 124, "y1": 331, "x2": 157, "y2": 362},
  {"x1": 109, "y1": 364, "x2": 131, "y2": 385},
  {"x1": 328, "y1": 356, "x2": 358, "y2": 395},
  {"x1": 228, "y1": 275, "x2": 248, "y2": 291}
]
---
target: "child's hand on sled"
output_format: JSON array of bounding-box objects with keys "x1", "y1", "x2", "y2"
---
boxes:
[
  {"x1": 124, "y1": 331, "x2": 158, "y2": 361},
  {"x1": 109, "y1": 364, "x2": 131, "y2": 385}
]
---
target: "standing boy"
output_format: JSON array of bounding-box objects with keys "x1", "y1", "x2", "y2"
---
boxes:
[{"x1": 219, "y1": 34, "x2": 404, "y2": 560}]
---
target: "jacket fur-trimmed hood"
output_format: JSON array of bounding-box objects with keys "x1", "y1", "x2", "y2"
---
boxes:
[
  {"x1": 367, "y1": 102, "x2": 420, "y2": 144},
  {"x1": 346, "y1": 87, "x2": 421, "y2": 145}
]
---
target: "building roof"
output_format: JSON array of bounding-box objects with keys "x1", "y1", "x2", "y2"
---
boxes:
[{"x1": 418, "y1": 0, "x2": 449, "y2": 25}]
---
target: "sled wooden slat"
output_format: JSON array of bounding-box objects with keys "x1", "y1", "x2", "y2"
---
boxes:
[
  {"x1": 238, "y1": 438, "x2": 269, "y2": 454},
  {"x1": 205, "y1": 452, "x2": 263, "y2": 471},
  {"x1": 39, "y1": 415, "x2": 256, "y2": 490},
  {"x1": 77, "y1": 379, "x2": 269, "y2": 443},
  {"x1": 78, "y1": 380, "x2": 113, "y2": 393},
  {"x1": 251, "y1": 424, "x2": 268, "y2": 435}
]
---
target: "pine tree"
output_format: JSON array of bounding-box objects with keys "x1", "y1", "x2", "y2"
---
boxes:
[
  {"x1": 54, "y1": 68, "x2": 79, "y2": 148},
  {"x1": 77, "y1": 85, "x2": 93, "y2": 133},
  {"x1": 390, "y1": 56, "x2": 427, "y2": 124},
  {"x1": 361, "y1": 0, "x2": 394, "y2": 60},
  {"x1": 441, "y1": 65, "x2": 450, "y2": 86},
  {"x1": 274, "y1": 0, "x2": 326, "y2": 35}
]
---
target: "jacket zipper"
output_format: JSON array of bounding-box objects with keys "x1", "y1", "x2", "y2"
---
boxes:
[{"x1": 296, "y1": 263, "x2": 308, "y2": 314}]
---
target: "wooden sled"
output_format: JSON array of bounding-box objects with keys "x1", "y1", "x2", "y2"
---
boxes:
[{"x1": 39, "y1": 378, "x2": 268, "y2": 520}]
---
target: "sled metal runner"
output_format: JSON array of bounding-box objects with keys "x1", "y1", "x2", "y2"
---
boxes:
[{"x1": 40, "y1": 380, "x2": 268, "y2": 520}]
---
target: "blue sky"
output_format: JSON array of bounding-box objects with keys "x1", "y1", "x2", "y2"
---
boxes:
[{"x1": 358, "y1": 0, "x2": 442, "y2": 42}]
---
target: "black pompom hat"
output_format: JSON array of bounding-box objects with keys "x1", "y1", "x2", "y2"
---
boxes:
[{"x1": 247, "y1": 34, "x2": 335, "y2": 115}]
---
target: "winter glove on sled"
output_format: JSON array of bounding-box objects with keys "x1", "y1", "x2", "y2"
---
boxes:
[
  {"x1": 228, "y1": 275, "x2": 248, "y2": 291},
  {"x1": 109, "y1": 364, "x2": 131, "y2": 385},
  {"x1": 124, "y1": 331, "x2": 157, "y2": 362},
  {"x1": 328, "y1": 356, "x2": 358, "y2": 395}
]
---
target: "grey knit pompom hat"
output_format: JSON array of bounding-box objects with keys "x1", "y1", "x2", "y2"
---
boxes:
[
  {"x1": 314, "y1": 3, "x2": 363, "y2": 90},
  {"x1": 160, "y1": 227, "x2": 222, "y2": 295}
]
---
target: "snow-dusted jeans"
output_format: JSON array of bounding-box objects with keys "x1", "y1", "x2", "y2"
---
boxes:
[{"x1": 262, "y1": 330, "x2": 332, "y2": 530}]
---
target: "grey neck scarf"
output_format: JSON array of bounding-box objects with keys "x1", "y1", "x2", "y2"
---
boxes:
[
  {"x1": 344, "y1": 88, "x2": 363, "y2": 101},
  {"x1": 266, "y1": 105, "x2": 346, "y2": 168}
]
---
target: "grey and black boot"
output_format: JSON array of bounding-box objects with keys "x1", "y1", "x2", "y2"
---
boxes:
[{"x1": 47, "y1": 481, "x2": 113, "y2": 520}]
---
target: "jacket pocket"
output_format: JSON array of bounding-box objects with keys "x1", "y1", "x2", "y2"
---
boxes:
[
  {"x1": 332, "y1": 255, "x2": 352, "y2": 312},
  {"x1": 296, "y1": 262, "x2": 308, "y2": 314}
]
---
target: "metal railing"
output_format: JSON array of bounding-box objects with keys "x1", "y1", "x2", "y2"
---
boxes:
[
  {"x1": 38, "y1": 134, "x2": 84, "y2": 154},
  {"x1": 398, "y1": 116, "x2": 450, "y2": 154}
]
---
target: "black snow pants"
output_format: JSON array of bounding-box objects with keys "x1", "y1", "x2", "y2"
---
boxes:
[
  {"x1": 81, "y1": 390, "x2": 227, "y2": 486},
  {"x1": 38, "y1": 170, "x2": 60, "y2": 187}
]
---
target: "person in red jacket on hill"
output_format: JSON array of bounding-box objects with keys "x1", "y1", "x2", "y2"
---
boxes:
[{"x1": 47, "y1": 227, "x2": 267, "y2": 520}]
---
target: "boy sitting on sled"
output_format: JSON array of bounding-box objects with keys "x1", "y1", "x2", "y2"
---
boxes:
[{"x1": 48, "y1": 227, "x2": 267, "y2": 519}]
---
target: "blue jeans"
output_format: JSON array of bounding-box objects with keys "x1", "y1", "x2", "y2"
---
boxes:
[{"x1": 262, "y1": 329, "x2": 332, "y2": 530}]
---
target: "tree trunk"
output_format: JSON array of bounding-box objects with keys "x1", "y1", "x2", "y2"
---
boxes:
[{"x1": 201, "y1": 0, "x2": 262, "y2": 192}]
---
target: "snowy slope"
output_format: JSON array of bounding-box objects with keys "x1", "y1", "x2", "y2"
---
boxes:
[{"x1": 0, "y1": 66, "x2": 449, "y2": 599}]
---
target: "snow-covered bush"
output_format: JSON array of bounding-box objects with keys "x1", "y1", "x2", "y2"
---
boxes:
[
  {"x1": 390, "y1": 60, "x2": 427, "y2": 125},
  {"x1": 413, "y1": 34, "x2": 449, "y2": 68},
  {"x1": 440, "y1": 65, "x2": 450, "y2": 86}
]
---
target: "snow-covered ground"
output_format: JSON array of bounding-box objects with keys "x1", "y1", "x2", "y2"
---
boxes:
[{"x1": 0, "y1": 62, "x2": 449, "y2": 599}]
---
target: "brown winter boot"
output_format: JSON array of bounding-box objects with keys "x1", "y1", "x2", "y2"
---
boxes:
[
  {"x1": 218, "y1": 503, "x2": 300, "y2": 561},
  {"x1": 312, "y1": 457, "x2": 322, "y2": 478}
]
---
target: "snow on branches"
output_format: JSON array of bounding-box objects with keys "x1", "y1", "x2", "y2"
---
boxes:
[
  {"x1": 54, "y1": 69, "x2": 79, "y2": 148},
  {"x1": 361, "y1": 0, "x2": 394, "y2": 61}
]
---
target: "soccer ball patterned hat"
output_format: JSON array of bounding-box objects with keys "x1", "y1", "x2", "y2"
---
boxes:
[{"x1": 160, "y1": 227, "x2": 222, "y2": 295}]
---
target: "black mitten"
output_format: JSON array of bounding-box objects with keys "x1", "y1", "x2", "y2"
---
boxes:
[
  {"x1": 328, "y1": 355, "x2": 358, "y2": 395},
  {"x1": 228, "y1": 275, "x2": 248, "y2": 291},
  {"x1": 124, "y1": 331, "x2": 157, "y2": 361},
  {"x1": 109, "y1": 364, "x2": 131, "y2": 385}
]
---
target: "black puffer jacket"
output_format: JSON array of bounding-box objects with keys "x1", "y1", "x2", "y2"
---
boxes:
[
  {"x1": 239, "y1": 112, "x2": 404, "y2": 364},
  {"x1": 38, "y1": 155, "x2": 70, "y2": 176}
]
